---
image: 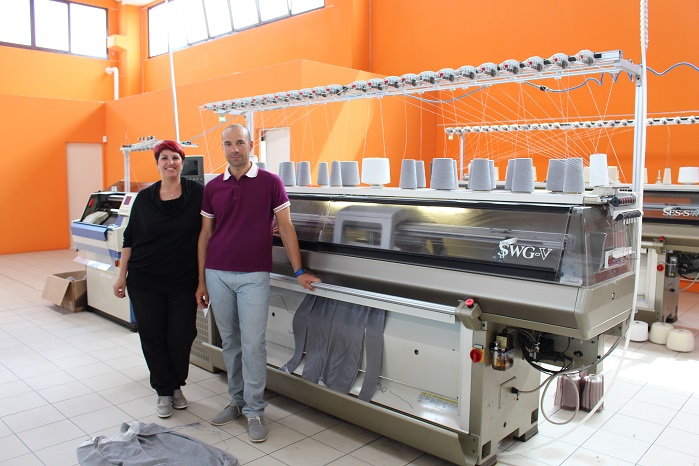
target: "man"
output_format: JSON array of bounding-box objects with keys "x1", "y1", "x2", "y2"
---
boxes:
[{"x1": 196, "y1": 124, "x2": 319, "y2": 443}]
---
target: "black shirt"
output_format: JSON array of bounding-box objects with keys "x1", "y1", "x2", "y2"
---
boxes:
[{"x1": 123, "y1": 178, "x2": 204, "y2": 294}]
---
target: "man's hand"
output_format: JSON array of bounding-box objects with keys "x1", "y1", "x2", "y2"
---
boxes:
[{"x1": 297, "y1": 272, "x2": 321, "y2": 291}]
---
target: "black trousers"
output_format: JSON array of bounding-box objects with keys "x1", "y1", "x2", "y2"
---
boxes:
[{"x1": 127, "y1": 287, "x2": 198, "y2": 396}]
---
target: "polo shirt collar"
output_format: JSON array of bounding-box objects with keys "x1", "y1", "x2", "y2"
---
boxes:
[{"x1": 223, "y1": 161, "x2": 258, "y2": 180}]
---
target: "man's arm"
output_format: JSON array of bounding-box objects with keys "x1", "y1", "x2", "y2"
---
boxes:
[
  {"x1": 196, "y1": 216, "x2": 215, "y2": 307},
  {"x1": 275, "y1": 207, "x2": 320, "y2": 291}
]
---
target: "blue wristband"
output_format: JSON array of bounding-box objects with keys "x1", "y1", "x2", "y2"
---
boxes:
[{"x1": 294, "y1": 267, "x2": 308, "y2": 278}]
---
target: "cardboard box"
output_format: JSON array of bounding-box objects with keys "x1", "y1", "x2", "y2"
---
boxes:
[{"x1": 42, "y1": 271, "x2": 87, "y2": 313}]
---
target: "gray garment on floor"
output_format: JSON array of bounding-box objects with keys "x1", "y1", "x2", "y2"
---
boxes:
[
  {"x1": 282, "y1": 296, "x2": 385, "y2": 400},
  {"x1": 76, "y1": 421, "x2": 238, "y2": 466}
]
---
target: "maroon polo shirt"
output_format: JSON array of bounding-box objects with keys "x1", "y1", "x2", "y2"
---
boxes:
[{"x1": 201, "y1": 163, "x2": 290, "y2": 272}]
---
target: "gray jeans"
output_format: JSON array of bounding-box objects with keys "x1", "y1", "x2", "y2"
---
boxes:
[{"x1": 206, "y1": 269, "x2": 270, "y2": 418}]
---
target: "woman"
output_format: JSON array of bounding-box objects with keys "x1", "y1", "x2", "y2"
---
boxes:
[{"x1": 113, "y1": 140, "x2": 203, "y2": 418}]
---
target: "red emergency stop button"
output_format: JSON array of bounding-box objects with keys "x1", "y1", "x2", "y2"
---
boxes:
[
  {"x1": 465, "y1": 298, "x2": 475, "y2": 308},
  {"x1": 470, "y1": 348, "x2": 484, "y2": 363},
  {"x1": 657, "y1": 264, "x2": 665, "y2": 272}
]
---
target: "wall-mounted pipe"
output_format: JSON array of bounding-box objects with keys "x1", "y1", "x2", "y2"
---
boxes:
[{"x1": 105, "y1": 67, "x2": 119, "y2": 100}]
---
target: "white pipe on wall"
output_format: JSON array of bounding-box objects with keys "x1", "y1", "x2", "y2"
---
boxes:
[{"x1": 105, "y1": 67, "x2": 119, "y2": 100}]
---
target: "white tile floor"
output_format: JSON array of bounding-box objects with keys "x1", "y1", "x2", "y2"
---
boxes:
[{"x1": 0, "y1": 250, "x2": 698, "y2": 466}]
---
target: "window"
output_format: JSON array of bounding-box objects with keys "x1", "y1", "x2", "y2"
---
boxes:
[
  {"x1": 258, "y1": 0, "x2": 288, "y2": 22},
  {"x1": 0, "y1": 0, "x2": 31, "y2": 46},
  {"x1": 231, "y1": 0, "x2": 259, "y2": 30},
  {"x1": 35, "y1": 0, "x2": 69, "y2": 51},
  {"x1": 148, "y1": 0, "x2": 324, "y2": 57},
  {"x1": 70, "y1": 3, "x2": 107, "y2": 57},
  {"x1": 0, "y1": 0, "x2": 107, "y2": 58},
  {"x1": 203, "y1": 0, "x2": 232, "y2": 37}
]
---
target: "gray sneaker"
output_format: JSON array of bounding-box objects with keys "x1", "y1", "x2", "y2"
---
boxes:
[
  {"x1": 247, "y1": 416, "x2": 268, "y2": 443},
  {"x1": 210, "y1": 404, "x2": 243, "y2": 426},
  {"x1": 172, "y1": 389, "x2": 188, "y2": 409},
  {"x1": 156, "y1": 396, "x2": 173, "y2": 418}
]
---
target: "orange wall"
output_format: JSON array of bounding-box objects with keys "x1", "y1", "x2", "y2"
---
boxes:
[
  {"x1": 0, "y1": 95, "x2": 105, "y2": 254},
  {"x1": 0, "y1": 46, "x2": 116, "y2": 101},
  {"x1": 370, "y1": 0, "x2": 699, "y2": 183},
  {"x1": 102, "y1": 60, "x2": 424, "y2": 187}
]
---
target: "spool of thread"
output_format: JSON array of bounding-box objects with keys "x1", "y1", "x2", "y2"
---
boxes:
[
  {"x1": 563, "y1": 158, "x2": 585, "y2": 194},
  {"x1": 330, "y1": 161, "x2": 343, "y2": 187},
  {"x1": 649, "y1": 322, "x2": 674, "y2": 345},
  {"x1": 296, "y1": 161, "x2": 312, "y2": 187},
  {"x1": 546, "y1": 159, "x2": 566, "y2": 192},
  {"x1": 361, "y1": 158, "x2": 391, "y2": 188},
  {"x1": 589, "y1": 153, "x2": 609, "y2": 187},
  {"x1": 317, "y1": 162, "x2": 329, "y2": 186},
  {"x1": 340, "y1": 161, "x2": 360, "y2": 186},
  {"x1": 415, "y1": 161, "x2": 427, "y2": 188},
  {"x1": 279, "y1": 161, "x2": 296, "y2": 186},
  {"x1": 663, "y1": 167, "x2": 672, "y2": 185},
  {"x1": 553, "y1": 374, "x2": 582, "y2": 410},
  {"x1": 415, "y1": 160, "x2": 427, "y2": 189},
  {"x1": 629, "y1": 320, "x2": 649, "y2": 342},
  {"x1": 469, "y1": 158, "x2": 492, "y2": 191},
  {"x1": 430, "y1": 158, "x2": 457, "y2": 190},
  {"x1": 666, "y1": 328, "x2": 695, "y2": 352},
  {"x1": 580, "y1": 374, "x2": 604, "y2": 412},
  {"x1": 400, "y1": 159, "x2": 418, "y2": 189},
  {"x1": 505, "y1": 159, "x2": 515, "y2": 190},
  {"x1": 511, "y1": 158, "x2": 535, "y2": 193},
  {"x1": 489, "y1": 160, "x2": 496, "y2": 190},
  {"x1": 608, "y1": 166, "x2": 620, "y2": 184},
  {"x1": 678, "y1": 166, "x2": 699, "y2": 184}
]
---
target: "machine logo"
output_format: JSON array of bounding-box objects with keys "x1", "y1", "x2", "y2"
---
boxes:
[
  {"x1": 498, "y1": 244, "x2": 554, "y2": 261},
  {"x1": 662, "y1": 206, "x2": 699, "y2": 217}
]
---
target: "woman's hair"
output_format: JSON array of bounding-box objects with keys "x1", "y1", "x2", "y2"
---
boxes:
[{"x1": 153, "y1": 140, "x2": 185, "y2": 162}]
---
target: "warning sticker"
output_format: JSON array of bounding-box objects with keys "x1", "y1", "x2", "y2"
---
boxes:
[{"x1": 417, "y1": 392, "x2": 458, "y2": 414}]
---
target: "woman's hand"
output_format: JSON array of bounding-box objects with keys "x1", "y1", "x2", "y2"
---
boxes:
[
  {"x1": 113, "y1": 277, "x2": 126, "y2": 298},
  {"x1": 196, "y1": 283, "x2": 210, "y2": 308}
]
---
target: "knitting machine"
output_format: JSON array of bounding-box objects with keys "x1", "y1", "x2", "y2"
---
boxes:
[
  {"x1": 637, "y1": 185, "x2": 699, "y2": 323},
  {"x1": 200, "y1": 185, "x2": 639, "y2": 466},
  {"x1": 71, "y1": 191, "x2": 138, "y2": 329}
]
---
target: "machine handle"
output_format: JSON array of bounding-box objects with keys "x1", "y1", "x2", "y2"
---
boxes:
[{"x1": 270, "y1": 273, "x2": 455, "y2": 316}]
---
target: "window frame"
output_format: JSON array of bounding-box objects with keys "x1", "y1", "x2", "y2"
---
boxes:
[
  {"x1": 148, "y1": 0, "x2": 324, "y2": 58},
  {"x1": 0, "y1": 0, "x2": 108, "y2": 59}
]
